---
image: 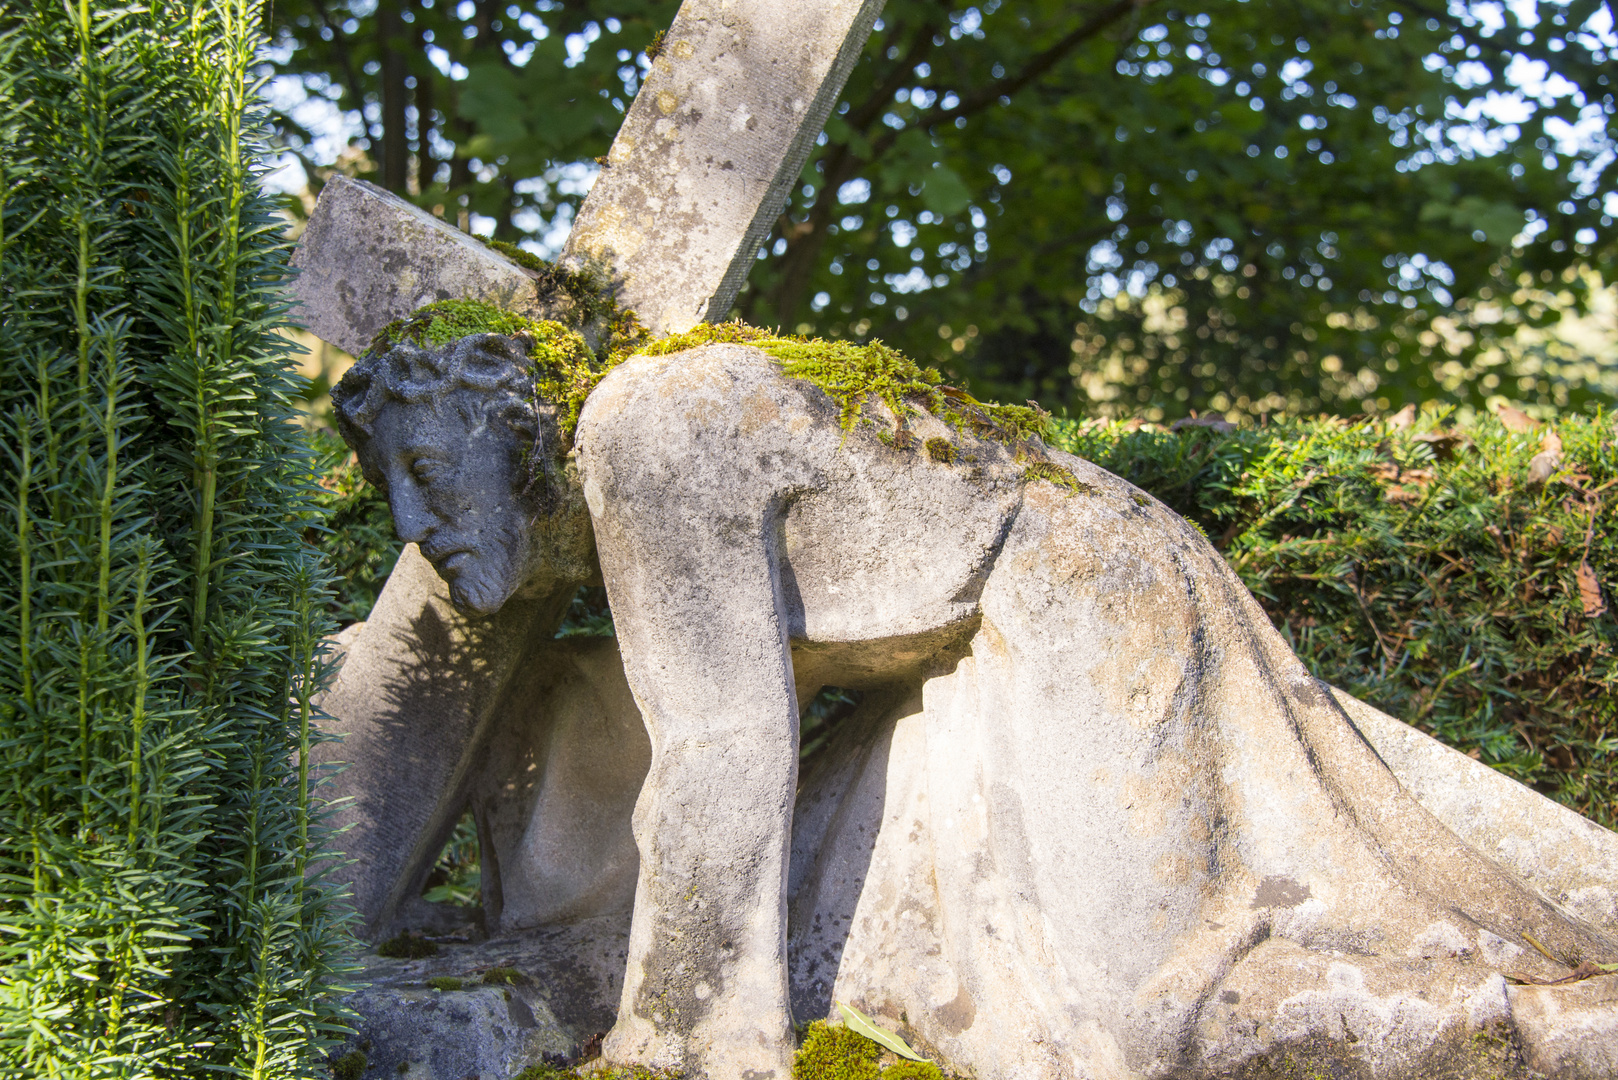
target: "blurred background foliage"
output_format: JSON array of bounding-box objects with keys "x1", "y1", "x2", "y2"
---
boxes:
[{"x1": 266, "y1": 0, "x2": 1618, "y2": 423}]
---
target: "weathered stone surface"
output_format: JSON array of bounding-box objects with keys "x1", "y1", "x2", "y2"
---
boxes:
[
  {"x1": 331, "y1": 916, "x2": 629, "y2": 1078},
  {"x1": 290, "y1": 1, "x2": 884, "y2": 351},
  {"x1": 566, "y1": 0, "x2": 884, "y2": 333},
  {"x1": 1511, "y1": 975, "x2": 1618, "y2": 1078},
  {"x1": 290, "y1": 177, "x2": 552, "y2": 355},
  {"x1": 1336, "y1": 688, "x2": 1618, "y2": 936}
]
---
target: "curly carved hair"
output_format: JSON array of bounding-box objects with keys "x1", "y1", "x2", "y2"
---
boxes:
[{"x1": 332, "y1": 332, "x2": 560, "y2": 500}]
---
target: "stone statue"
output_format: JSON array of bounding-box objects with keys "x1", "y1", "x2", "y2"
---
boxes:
[{"x1": 329, "y1": 323, "x2": 1618, "y2": 1080}]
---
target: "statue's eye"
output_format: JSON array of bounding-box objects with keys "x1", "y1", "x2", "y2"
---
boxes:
[{"x1": 410, "y1": 458, "x2": 445, "y2": 483}]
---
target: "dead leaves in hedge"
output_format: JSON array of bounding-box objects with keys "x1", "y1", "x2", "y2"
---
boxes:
[{"x1": 1579, "y1": 560, "x2": 1608, "y2": 617}]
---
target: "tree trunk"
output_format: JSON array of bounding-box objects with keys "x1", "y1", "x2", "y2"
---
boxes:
[{"x1": 378, "y1": 0, "x2": 409, "y2": 194}]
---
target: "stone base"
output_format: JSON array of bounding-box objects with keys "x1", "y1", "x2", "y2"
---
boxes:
[{"x1": 330, "y1": 915, "x2": 630, "y2": 1079}]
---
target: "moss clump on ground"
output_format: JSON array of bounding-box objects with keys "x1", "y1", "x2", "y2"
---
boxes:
[
  {"x1": 427, "y1": 976, "x2": 462, "y2": 991},
  {"x1": 793, "y1": 1021, "x2": 880, "y2": 1080},
  {"x1": 330, "y1": 1050, "x2": 367, "y2": 1080},
  {"x1": 376, "y1": 931, "x2": 438, "y2": 959},
  {"x1": 482, "y1": 966, "x2": 527, "y2": 985},
  {"x1": 791, "y1": 1020, "x2": 953, "y2": 1080},
  {"x1": 878, "y1": 1063, "x2": 945, "y2": 1080}
]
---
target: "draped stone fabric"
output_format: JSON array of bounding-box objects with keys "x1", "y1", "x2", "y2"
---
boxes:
[{"x1": 323, "y1": 342, "x2": 1618, "y2": 1078}]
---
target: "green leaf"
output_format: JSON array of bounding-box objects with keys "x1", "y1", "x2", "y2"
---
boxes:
[
  {"x1": 836, "y1": 1000, "x2": 926, "y2": 1061},
  {"x1": 921, "y1": 165, "x2": 973, "y2": 216}
]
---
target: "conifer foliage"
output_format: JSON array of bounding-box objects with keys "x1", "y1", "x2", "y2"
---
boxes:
[{"x1": 0, "y1": 1, "x2": 351, "y2": 1075}]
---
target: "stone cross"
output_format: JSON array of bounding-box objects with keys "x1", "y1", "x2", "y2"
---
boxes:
[
  {"x1": 290, "y1": 0, "x2": 884, "y2": 981},
  {"x1": 293, "y1": 0, "x2": 884, "y2": 351}
]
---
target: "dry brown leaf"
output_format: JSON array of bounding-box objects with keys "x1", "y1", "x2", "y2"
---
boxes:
[
  {"x1": 1387, "y1": 403, "x2": 1417, "y2": 430},
  {"x1": 1401, "y1": 468, "x2": 1435, "y2": 488},
  {"x1": 1367, "y1": 462, "x2": 1401, "y2": 482},
  {"x1": 1496, "y1": 403, "x2": 1540, "y2": 433},
  {"x1": 1171, "y1": 415, "x2": 1236, "y2": 433},
  {"x1": 1527, "y1": 451, "x2": 1561, "y2": 485},
  {"x1": 1578, "y1": 560, "x2": 1607, "y2": 617},
  {"x1": 1413, "y1": 429, "x2": 1468, "y2": 459}
]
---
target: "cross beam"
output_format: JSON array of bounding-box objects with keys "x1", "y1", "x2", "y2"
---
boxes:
[{"x1": 292, "y1": 0, "x2": 883, "y2": 343}]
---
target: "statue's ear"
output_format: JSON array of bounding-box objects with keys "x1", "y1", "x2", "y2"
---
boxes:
[{"x1": 491, "y1": 395, "x2": 540, "y2": 442}]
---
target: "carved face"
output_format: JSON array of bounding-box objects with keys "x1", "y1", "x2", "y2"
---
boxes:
[{"x1": 363, "y1": 388, "x2": 541, "y2": 615}]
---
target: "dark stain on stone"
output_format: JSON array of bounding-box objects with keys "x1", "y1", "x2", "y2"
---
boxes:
[
  {"x1": 1290, "y1": 677, "x2": 1329, "y2": 708},
  {"x1": 936, "y1": 985, "x2": 975, "y2": 1035},
  {"x1": 506, "y1": 994, "x2": 536, "y2": 1028},
  {"x1": 1251, "y1": 875, "x2": 1311, "y2": 909},
  {"x1": 1220, "y1": 990, "x2": 1240, "y2": 1004}
]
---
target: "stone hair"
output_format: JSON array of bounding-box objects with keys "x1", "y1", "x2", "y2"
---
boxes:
[{"x1": 332, "y1": 332, "x2": 539, "y2": 444}]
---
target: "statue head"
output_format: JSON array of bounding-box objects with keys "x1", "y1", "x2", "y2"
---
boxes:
[{"x1": 333, "y1": 332, "x2": 588, "y2": 615}]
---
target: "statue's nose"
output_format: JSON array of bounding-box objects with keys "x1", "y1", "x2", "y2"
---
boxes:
[{"x1": 387, "y1": 476, "x2": 433, "y2": 545}]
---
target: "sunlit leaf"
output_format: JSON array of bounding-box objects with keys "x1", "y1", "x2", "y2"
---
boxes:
[{"x1": 837, "y1": 1000, "x2": 926, "y2": 1061}]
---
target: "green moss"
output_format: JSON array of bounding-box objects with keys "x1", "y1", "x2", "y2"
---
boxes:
[
  {"x1": 509, "y1": 1066, "x2": 567, "y2": 1080},
  {"x1": 793, "y1": 1021, "x2": 881, "y2": 1080},
  {"x1": 427, "y1": 976, "x2": 462, "y2": 991},
  {"x1": 629, "y1": 322, "x2": 1069, "y2": 486},
  {"x1": 880, "y1": 1063, "x2": 945, "y2": 1080},
  {"x1": 376, "y1": 932, "x2": 437, "y2": 959},
  {"x1": 371, "y1": 298, "x2": 563, "y2": 352},
  {"x1": 482, "y1": 238, "x2": 548, "y2": 273},
  {"x1": 373, "y1": 305, "x2": 1069, "y2": 485},
  {"x1": 475, "y1": 239, "x2": 651, "y2": 359},
  {"x1": 482, "y1": 966, "x2": 526, "y2": 986},
  {"x1": 1021, "y1": 460, "x2": 1095, "y2": 494},
  {"x1": 330, "y1": 1050, "x2": 367, "y2": 1080}
]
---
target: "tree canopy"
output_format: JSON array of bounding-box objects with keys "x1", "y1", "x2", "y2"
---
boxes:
[{"x1": 267, "y1": 0, "x2": 1618, "y2": 420}]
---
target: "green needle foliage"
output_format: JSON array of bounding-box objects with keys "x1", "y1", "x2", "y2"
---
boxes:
[{"x1": 1, "y1": 1, "x2": 354, "y2": 1076}]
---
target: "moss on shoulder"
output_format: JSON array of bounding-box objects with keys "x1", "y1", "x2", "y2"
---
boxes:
[{"x1": 631, "y1": 322, "x2": 1086, "y2": 491}]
